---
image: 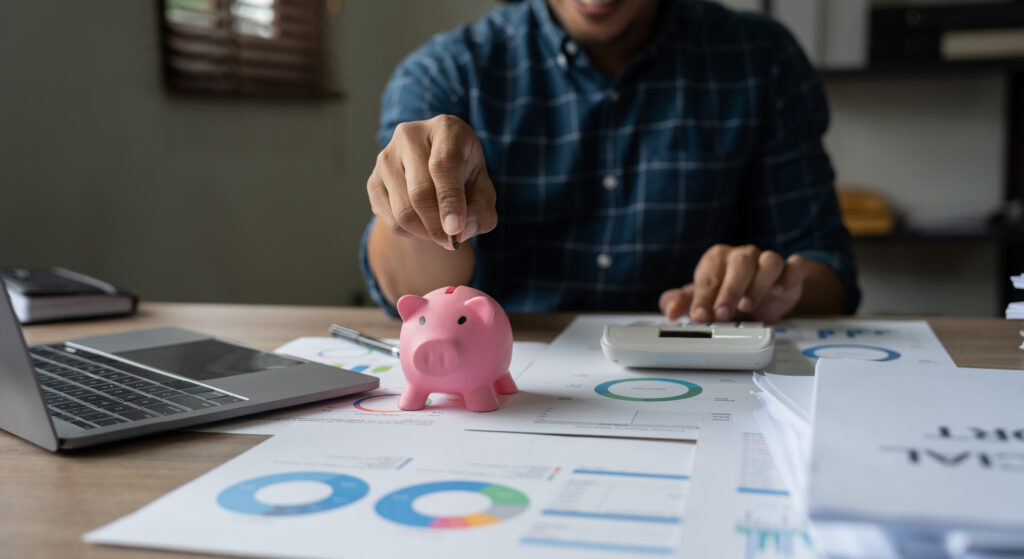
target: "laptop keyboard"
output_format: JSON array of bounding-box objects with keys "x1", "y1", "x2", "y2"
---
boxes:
[{"x1": 30, "y1": 344, "x2": 245, "y2": 431}]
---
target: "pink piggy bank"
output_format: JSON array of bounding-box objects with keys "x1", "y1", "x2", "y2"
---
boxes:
[{"x1": 396, "y1": 285, "x2": 517, "y2": 412}]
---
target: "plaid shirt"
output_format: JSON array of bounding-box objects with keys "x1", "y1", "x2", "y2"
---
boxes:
[{"x1": 361, "y1": 0, "x2": 859, "y2": 315}]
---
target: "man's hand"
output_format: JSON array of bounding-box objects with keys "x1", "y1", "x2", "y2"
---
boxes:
[
  {"x1": 659, "y1": 244, "x2": 806, "y2": 323},
  {"x1": 367, "y1": 114, "x2": 498, "y2": 249}
]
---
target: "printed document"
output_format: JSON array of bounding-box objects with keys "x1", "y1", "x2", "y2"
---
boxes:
[
  {"x1": 86, "y1": 429, "x2": 695, "y2": 559},
  {"x1": 201, "y1": 339, "x2": 547, "y2": 435}
]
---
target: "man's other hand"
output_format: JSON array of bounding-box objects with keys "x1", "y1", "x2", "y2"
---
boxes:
[
  {"x1": 659, "y1": 244, "x2": 805, "y2": 324},
  {"x1": 367, "y1": 115, "x2": 498, "y2": 249}
]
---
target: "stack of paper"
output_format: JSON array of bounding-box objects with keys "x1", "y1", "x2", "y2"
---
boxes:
[
  {"x1": 1007, "y1": 274, "x2": 1024, "y2": 326},
  {"x1": 748, "y1": 373, "x2": 905, "y2": 558},
  {"x1": 812, "y1": 360, "x2": 1024, "y2": 558},
  {"x1": 751, "y1": 360, "x2": 1024, "y2": 558},
  {"x1": 750, "y1": 372, "x2": 815, "y2": 510},
  {"x1": 1006, "y1": 274, "x2": 1024, "y2": 349}
]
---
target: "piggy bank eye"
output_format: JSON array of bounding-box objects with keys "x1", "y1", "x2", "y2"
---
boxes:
[
  {"x1": 457, "y1": 316, "x2": 467, "y2": 325},
  {"x1": 418, "y1": 316, "x2": 426, "y2": 325}
]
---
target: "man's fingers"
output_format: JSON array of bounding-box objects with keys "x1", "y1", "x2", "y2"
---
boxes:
[
  {"x1": 462, "y1": 165, "x2": 497, "y2": 242},
  {"x1": 407, "y1": 166, "x2": 448, "y2": 245},
  {"x1": 401, "y1": 142, "x2": 454, "y2": 247},
  {"x1": 740, "y1": 250, "x2": 785, "y2": 311},
  {"x1": 428, "y1": 115, "x2": 472, "y2": 239},
  {"x1": 659, "y1": 285, "x2": 695, "y2": 321},
  {"x1": 377, "y1": 157, "x2": 431, "y2": 240},
  {"x1": 690, "y1": 245, "x2": 729, "y2": 323},
  {"x1": 367, "y1": 174, "x2": 410, "y2": 238},
  {"x1": 374, "y1": 125, "x2": 437, "y2": 241},
  {"x1": 744, "y1": 254, "x2": 806, "y2": 323},
  {"x1": 777, "y1": 254, "x2": 806, "y2": 293},
  {"x1": 712, "y1": 246, "x2": 759, "y2": 321},
  {"x1": 659, "y1": 289, "x2": 681, "y2": 319},
  {"x1": 370, "y1": 115, "x2": 489, "y2": 249}
]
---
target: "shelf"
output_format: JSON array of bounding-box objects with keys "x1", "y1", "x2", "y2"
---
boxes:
[
  {"x1": 821, "y1": 58, "x2": 1024, "y2": 79},
  {"x1": 851, "y1": 225, "x2": 1024, "y2": 243},
  {"x1": 819, "y1": 50, "x2": 1024, "y2": 312}
]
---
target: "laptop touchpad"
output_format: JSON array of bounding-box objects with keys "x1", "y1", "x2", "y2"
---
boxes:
[{"x1": 116, "y1": 339, "x2": 303, "y2": 381}]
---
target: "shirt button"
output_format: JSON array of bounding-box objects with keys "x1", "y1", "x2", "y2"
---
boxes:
[
  {"x1": 597, "y1": 253, "x2": 613, "y2": 269},
  {"x1": 602, "y1": 174, "x2": 618, "y2": 190},
  {"x1": 564, "y1": 41, "x2": 578, "y2": 56},
  {"x1": 556, "y1": 54, "x2": 568, "y2": 68},
  {"x1": 609, "y1": 89, "x2": 620, "y2": 102}
]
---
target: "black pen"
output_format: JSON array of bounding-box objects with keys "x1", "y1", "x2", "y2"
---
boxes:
[{"x1": 328, "y1": 324, "x2": 401, "y2": 358}]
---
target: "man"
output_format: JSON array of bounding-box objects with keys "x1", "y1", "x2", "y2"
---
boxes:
[{"x1": 361, "y1": 0, "x2": 859, "y2": 322}]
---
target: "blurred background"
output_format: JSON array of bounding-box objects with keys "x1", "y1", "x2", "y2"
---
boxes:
[{"x1": 1, "y1": 0, "x2": 1020, "y2": 316}]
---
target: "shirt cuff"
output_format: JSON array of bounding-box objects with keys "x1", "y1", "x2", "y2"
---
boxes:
[{"x1": 793, "y1": 249, "x2": 861, "y2": 315}]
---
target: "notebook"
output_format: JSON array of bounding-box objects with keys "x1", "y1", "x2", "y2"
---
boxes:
[{"x1": 1, "y1": 267, "x2": 138, "y2": 324}]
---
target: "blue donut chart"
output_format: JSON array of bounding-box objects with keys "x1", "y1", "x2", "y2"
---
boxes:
[
  {"x1": 217, "y1": 471, "x2": 369, "y2": 516},
  {"x1": 594, "y1": 378, "x2": 703, "y2": 402},
  {"x1": 801, "y1": 344, "x2": 901, "y2": 361},
  {"x1": 375, "y1": 480, "x2": 530, "y2": 529}
]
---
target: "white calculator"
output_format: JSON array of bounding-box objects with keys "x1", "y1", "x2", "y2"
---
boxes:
[{"x1": 600, "y1": 321, "x2": 774, "y2": 370}]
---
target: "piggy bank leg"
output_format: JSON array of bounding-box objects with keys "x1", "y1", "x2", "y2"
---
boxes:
[
  {"x1": 398, "y1": 385, "x2": 431, "y2": 411},
  {"x1": 462, "y1": 386, "x2": 500, "y2": 413},
  {"x1": 493, "y1": 371, "x2": 518, "y2": 395}
]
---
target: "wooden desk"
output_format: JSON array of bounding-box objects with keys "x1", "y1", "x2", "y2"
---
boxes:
[{"x1": 4, "y1": 304, "x2": 1023, "y2": 558}]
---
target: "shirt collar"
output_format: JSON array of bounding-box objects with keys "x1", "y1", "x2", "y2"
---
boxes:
[
  {"x1": 530, "y1": 0, "x2": 682, "y2": 62},
  {"x1": 531, "y1": 0, "x2": 570, "y2": 56}
]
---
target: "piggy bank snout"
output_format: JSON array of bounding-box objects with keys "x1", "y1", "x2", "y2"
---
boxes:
[{"x1": 410, "y1": 339, "x2": 458, "y2": 376}]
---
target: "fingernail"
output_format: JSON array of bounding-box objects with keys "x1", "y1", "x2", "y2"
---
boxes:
[
  {"x1": 715, "y1": 306, "x2": 731, "y2": 321},
  {"x1": 665, "y1": 300, "x2": 679, "y2": 319},
  {"x1": 738, "y1": 296, "x2": 753, "y2": 311},
  {"x1": 443, "y1": 214, "x2": 460, "y2": 236},
  {"x1": 693, "y1": 306, "x2": 709, "y2": 323}
]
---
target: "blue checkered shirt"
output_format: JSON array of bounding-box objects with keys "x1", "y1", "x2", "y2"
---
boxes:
[{"x1": 361, "y1": 0, "x2": 859, "y2": 315}]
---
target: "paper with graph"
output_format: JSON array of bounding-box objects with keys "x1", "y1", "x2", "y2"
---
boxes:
[
  {"x1": 769, "y1": 319, "x2": 954, "y2": 376},
  {"x1": 462, "y1": 316, "x2": 956, "y2": 441},
  {"x1": 682, "y1": 411, "x2": 820, "y2": 559},
  {"x1": 86, "y1": 429, "x2": 695, "y2": 559},
  {"x1": 200, "y1": 338, "x2": 548, "y2": 435}
]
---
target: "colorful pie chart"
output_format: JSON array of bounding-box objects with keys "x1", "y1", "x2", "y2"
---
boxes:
[{"x1": 375, "y1": 481, "x2": 529, "y2": 528}]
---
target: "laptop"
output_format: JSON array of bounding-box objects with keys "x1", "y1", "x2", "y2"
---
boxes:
[{"x1": 0, "y1": 282, "x2": 379, "y2": 451}]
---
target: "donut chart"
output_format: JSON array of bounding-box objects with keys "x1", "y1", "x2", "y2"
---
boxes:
[
  {"x1": 802, "y1": 344, "x2": 900, "y2": 361},
  {"x1": 353, "y1": 393, "x2": 431, "y2": 412},
  {"x1": 217, "y1": 471, "x2": 369, "y2": 516},
  {"x1": 594, "y1": 378, "x2": 703, "y2": 402},
  {"x1": 375, "y1": 481, "x2": 529, "y2": 528}
]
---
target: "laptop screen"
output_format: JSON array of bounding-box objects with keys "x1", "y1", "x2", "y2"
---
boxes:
[{"x1": 116, "y1": 339, "x2": 304, "y2": 381}]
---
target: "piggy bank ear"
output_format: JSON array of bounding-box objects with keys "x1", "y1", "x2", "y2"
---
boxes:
[
  {"x1": 464, "y1": 296, "x2": 496, "y2": 326},
  {"x1": 397, "y1": 295, "x2": 428, "y2": 321}
]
